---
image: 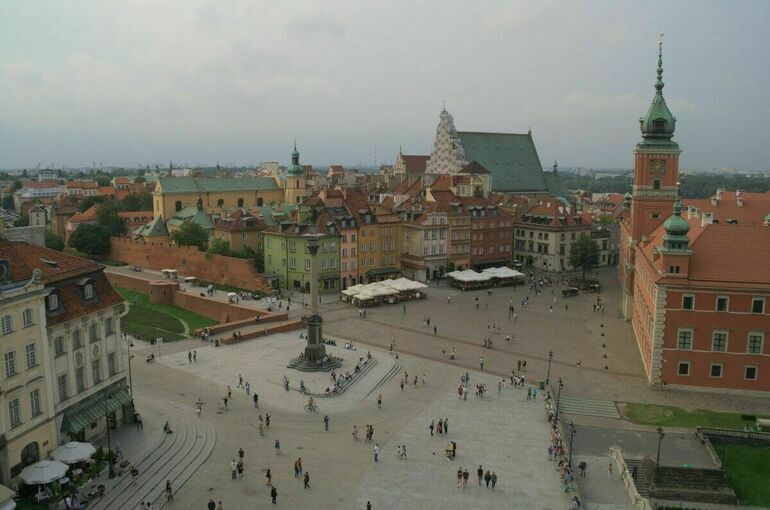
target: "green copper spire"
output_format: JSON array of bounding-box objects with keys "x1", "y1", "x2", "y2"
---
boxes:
[
  {"x1": 287, "y1": 140, "x2": 304, "y2": 176},
  {"x1": 639, "y1": 34, "x2": 677, "y2": 145},
  {"x1": 661, "y1": 184, "x2": 691, "y2": 252}
]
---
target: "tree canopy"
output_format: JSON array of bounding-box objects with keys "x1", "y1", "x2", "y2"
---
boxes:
[
  {"x1": 45, "y1": 231, "x2": 65, "y2": 251},
  {"x1": 78, "y1": 195, "x2": 107, "y2": 212},
  {"x1": 96, "y1": 201, "x2": 126, "y2": 237},
  {"x1": 171, "y1": 222, "x2": 208, "y2": 250},
  {"x1": 206, "y1": 237, "x2": 230, "y2": 256},
  {"x1": 69, "y1": 224, "x2": 111, "y2": 258},
  {"x1": 568, "y1": 234, "x2": 600, "y2": 281},
  {"x1": 120, "y1": 191, "x2": 152, "y2": 211}
]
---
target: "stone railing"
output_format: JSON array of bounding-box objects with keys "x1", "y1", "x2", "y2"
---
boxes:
[
  {"x1": 609, "y1": 446, "x2": 654, "y2": 510},
  {"x1": 695, "y1": 428, "x2": 723, "y2": 469}
]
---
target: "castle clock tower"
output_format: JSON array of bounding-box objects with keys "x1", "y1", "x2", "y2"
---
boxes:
[{"x1": 630, "y1": 36, "x2": 681, "y2": 242}]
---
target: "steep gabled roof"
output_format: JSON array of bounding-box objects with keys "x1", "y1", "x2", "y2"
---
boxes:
[
  {"x1": 457, "y1": 131, "x2": 548, "y2": 192},
  {"x1": 134, "y1": 216, "x2": 168, "y2": 237},
  {"x1": 157, "y1": 176, "x2": 279, "y2": 193},
  {"x1": 402, "y1": 155, "x2": 429, "y2": 174}
]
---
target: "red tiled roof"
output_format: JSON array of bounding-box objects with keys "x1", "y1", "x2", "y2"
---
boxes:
[
  {"x1": 113, "y1": 176, "x2": 130, "y2": 184},
  {"x1": 12, "y1": 242, "x2": 104, "y2": 283},
  {"x1": 214, "y1": 208, "x2": 267, "y2": 232},
  {"x1": 0, "y1": 238, "x2": 34, "y2": 283},
  {"x1": 683, "y1": 190, "x2": 770, "y2": 226},
  {"x1": 687, "y1": 225, "x2": 770, "y2": 283},
  {"x1": 402, "y1": 155, "x2": 429, "y2": 174},
  {"x1": 516, "y1": 199, "x2": 591, "y2": 228},
  {"x1": 66, "y1": 180, "x2": 98, "y2": 189},
  {"x1": 67, "y1": 205, "x2": 98, "y2": 223}
]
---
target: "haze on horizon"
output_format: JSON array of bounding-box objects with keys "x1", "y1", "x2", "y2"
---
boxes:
[{"x1": 1, "y1": 1, "x2": 769, "y2": 172}]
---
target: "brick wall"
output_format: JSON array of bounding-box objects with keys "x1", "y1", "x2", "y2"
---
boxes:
[
  {"x1": 106, "y1": 272, "x2": 286, "y2": 324},
  {"x1": 109, "y1": 237, "x2": 272, "y2": 291}
]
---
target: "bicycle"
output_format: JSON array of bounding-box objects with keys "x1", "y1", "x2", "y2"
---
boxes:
[{"x1": 304, "y1": 403, "x2": 318, "y2": 413}]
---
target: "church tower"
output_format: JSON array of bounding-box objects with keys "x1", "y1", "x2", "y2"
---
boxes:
[
  {"x1": 630, "y1": 36, "x2": 681, "y2": 242},
  {"x1": 426, "y1": 104, "x2": 466, "y2": 175},
  {"x1": 284, "y1": 141, "x2": 307, "y2": 205}
]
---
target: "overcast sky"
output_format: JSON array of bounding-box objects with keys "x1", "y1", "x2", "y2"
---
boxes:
[{"x1": 1, "y1": 1, "x2": 769, "y2": 171}]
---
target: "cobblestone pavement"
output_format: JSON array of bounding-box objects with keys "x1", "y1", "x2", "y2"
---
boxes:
[{"x1": 127, "y1": 336, "x2": 571, "y2": 509}]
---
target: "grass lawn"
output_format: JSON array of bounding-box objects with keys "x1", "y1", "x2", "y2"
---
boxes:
[
  {"x1": 621, "y1": 402, "x2": 768, "y2": 429},
  {"x1": 117, "y1": 287, "x2": 217, "y2": 341},
  {"x1": 717, "y1": 444, "x2": 770, "y2": 507}
]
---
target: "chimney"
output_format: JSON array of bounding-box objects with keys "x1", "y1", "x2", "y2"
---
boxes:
[
  {"x1": 737, "y1": 196, "x2": 744, "y2": 207},
  {"x1": 716, "y1": 188, "x2": 724, "y2": 199},
  {"x1": 710, "y1": 196, "x2": 718, "y2": 206}
]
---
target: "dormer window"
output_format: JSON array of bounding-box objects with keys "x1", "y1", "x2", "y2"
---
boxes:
[
  {"x1": 77, "y1": 278, "x2": 97, "y2": 301},
  {"x1": 48, "y1": 293, "x2": 60, "y2": 312},
  {"x1": 0, "y1": 260, "x2": 9, "y2": 282},
  {"x1": 84, "y1": 284, "x2": 94, "y2": 299}
]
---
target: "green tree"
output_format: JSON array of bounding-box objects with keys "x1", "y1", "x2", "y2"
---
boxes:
[
  {"x1": 120, "y1": 191, "x2": 152, "y2": 211},
  {"x1": 171, "y1": 222, "x2": 208, "y2": 250},
  {"x1": 95, "y1": 176, "x2": 111, "y2": 187},
  {"x1": 96, "y1": 202, "x2": 126, "y2": 237},
  {"x1": 134, "y1": 176, "x2": 146, "y2": 183},
  {"x1": 12, "y1": 179, "x2": 22, "y2": 191},
  {"x1": 14, "y1": 215, "x2": 28, "y2": 227},
  {"x1": 206, "y1": 237, "x2": 231, "y2": 256},
  {"x1": 78, "y1": 195, "x2": 106, "y2": 212},
  {"x1": 1, "y1": 195, "x2": 14, "y2": 210},
  {"x1": 69, "y1": 224, "x2": 111, "y2": 258},
  {"x1": 568, "y1": 234, "x2": 600, "y2": 281},
  {"x1": 22, "y1": 169, "x2": 28, "y2": 178},
  {"x1": 45, "y1": 231, "x2": 65, "y2": 251},
  {"x1": 252, "y1": 249, "x2": 264, "y2": 272}
]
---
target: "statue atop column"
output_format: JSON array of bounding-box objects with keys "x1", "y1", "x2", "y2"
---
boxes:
[{"x1": 288, "y1": 235, "x2": 342, "y2": 371}]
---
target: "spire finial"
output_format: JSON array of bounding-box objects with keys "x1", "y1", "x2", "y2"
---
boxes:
[
  {"x1": 294, "y1": 138, "x2": 297, "y2": 151},
  {"x1": 656, "y1": 33, "x2": 665, "y2": 92},
  {"x1": 442, "y1": 100, "x2": 446, "y2": 113}
]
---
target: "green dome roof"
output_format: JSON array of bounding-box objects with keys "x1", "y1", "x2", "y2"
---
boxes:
[
  {"x1": 639, "y1": 38, "x2": 677, "y2": 142},
  {"x1": 287, "y1": 141, "x2": 304, "y2": 176},
  {"x1": 663, "y1": 196, "x2": 690, "y2": 236}
]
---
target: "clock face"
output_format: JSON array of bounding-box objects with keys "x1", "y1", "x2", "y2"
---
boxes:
[{"x1": 650, "y1": 159, "x2": 666, "y2": 176}]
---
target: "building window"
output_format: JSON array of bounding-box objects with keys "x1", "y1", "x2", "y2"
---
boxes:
[
  {"x1": 105, "y1": 318, "x2": 115, "y2": 336},
  {"x1": 651, "y1": 212, "x2": 660, "y2": 219},
  {"x1": 711, "y1": 331, "x2": 728, "y2": 352},
  {"x1": 676, "y1": 329, "x2": 693, "y2": 350},
  {"x1": 25, "y1": 343, "x2": 37, "y2": 368},
  {"x1": 747, "y1": 333, "x2": 764, "y2": 355},
  {"x1": 216, "y1": 199, "x2": 224, "y2": 207},
  {"x1": 48, "y1": 294, "x2": 59, "y2": 311},
  {"x1": 681, "y1": 295, "x2": 694, "y2": 310},
  {"x1": 54, "y1": 336, "x2": 65, "y2": 355},
  {"x1": 22, "y1": 308, "x2": 33, "y2": 327},
  {"x1": 9, "y1": 398, "x2": 21, "y2": 428},
  {"x1": 175, "y1": 201, "x2": 182, "y2": 212},
  {"x1": 92, "y1": 359, "x2": 101, "y2": 384},
  {"x1": 108, "y1": 352, "x2": 116, "y2": 376},
  {"x1": 653, "y1": 180, "x2": 661, "y2": 190},
  {"x1": 305, "y1": 259, "x2": 310, "y2": 270},
  {"x1": 89, "y1": 323, "x2": 99, "y2": 343},
  {"x1": 58, "y1": 374, "x2": 68, "y2": 401},
  {"x1": 72, "y1": 329, "x2": 82, "y2": 349},
  {"x1": 709, "y1": 363, "x2": 723, "y2": 378},
  {"x1": 751, "y1": 298, "x2": 765, "y2": 314},
  {"x1": 289, "y1": 258, "x2": 296, "y2": 269},
  {"x1": 84, "y1": 284, "x2": 95, "y2": 300},
  {"x1": 1, "y1": 315, "x2": 13, "y2": 335},
  {"x1": 4, "y1": 351, "x2": 16, "y2": 378},
  {"x1": 717, "y1": 296, "x2": 728, "y2": 312},
  {"x1": 257, "y1": 197, "x2": 264, "y2": 207},
  {"x1": 676, "y1": 361, "x2": 690, "y2": 376},
  {"x1": 76, "y1": 367, "x2": 85, "y2": 392},
  {"x1": 30, "y1": 389, "x2": 42, "y2": 417},
  {"x1": 745, "y1": 366, "x2": 758, "y2": 380}
]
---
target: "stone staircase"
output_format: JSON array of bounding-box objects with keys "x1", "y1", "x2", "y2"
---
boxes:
[
  {"x1": 623, "y1": 458, "x2": 650, "y2": 497},
  {"x1": 92, "y1": 401, "x2": 216, "y2": 510},
  {"x1": 557, "y1": 395, "x2": 621, "y2": 419},
  {"x1": 361, "y1": 359, "x2": 403, "y2": 403}
]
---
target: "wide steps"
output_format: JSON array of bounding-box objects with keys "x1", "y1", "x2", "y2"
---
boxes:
[
  {"x1": 557, "y1": 395, "x2": 620, "y2": 419},
  {"x1": 623, "y1": 459, "x2": 650, "y2": 497},
  {"x1": 92, "y1": 401, "x2": 216, "y2": 510}
]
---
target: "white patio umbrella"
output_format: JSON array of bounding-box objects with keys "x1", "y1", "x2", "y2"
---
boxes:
[
  {"x1": 19, "y1": 460, "x2": 69, "y2": 485},
  {"x1": 51, "y1": 441, "x2": 96, "y2": 464}
]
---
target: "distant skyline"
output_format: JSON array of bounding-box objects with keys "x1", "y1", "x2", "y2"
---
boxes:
[{"x1": 1, "y1": 1, "x2": 769, "y2": 171}]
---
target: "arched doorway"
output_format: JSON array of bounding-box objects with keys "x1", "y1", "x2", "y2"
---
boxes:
[{"x1": 21, "y1": 442, "x2": 39, "y2": 467}]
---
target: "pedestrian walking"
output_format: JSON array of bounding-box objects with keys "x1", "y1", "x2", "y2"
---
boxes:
[
  {"x1": 165, "y1": 480, "x2": 173, "y2": 502},
  {"x1": 491, "y1": 471, "x2": 497, "y2": 489},
  {"x1": 238, "y1": 447, "x2": 244, "y2": 464},
  {"x1": 479, "y1": 357, "x2": 485, "y2": 371},
  {"x1": 462, "y1": 469, "x2": 469, "y2": 488},
  {"x1": 400, "y1": 444, "x2": 407, "y2": 460},
  {"x1": 230, "y1": 459, "x2": 237, "y2": 480},
  {"x1": 433, "y1": 325, "x2": 437, "y2": 336},
  {"x1": 274, "y1": 439, "x2": 281, "y2": 455},
  {"x1": 266, "y1": 413, "x2": 271, "y2": 428},
  {"x1": 444, "y1": 417, "x2": 448, "y2": 434},
  {"x1": 266, "y1": 468, "x2": 272, "y2": 485},
  {"x1": 484, "y1": 470, "x2": 491, "y2": 488},
  {"x1": 188, "y1": 351, "x2": 192, "y2": 363},
  {"x1": 429, "y1": 420, "x2": 434, "y2": 436},
  {"x1": 373, "y1": 444, "x2": 379, "y2": 462},
  {"x1": 294, "y1": 459, "x2": 300, "y2": 478},
  {"x1": 193, "y1": 350, "x2": 197, "y2": 362},
  {"x1": 303, "y1": 472, "x2": 310, "y2": 488},
  {"x1": 270, "y1": 486, "x2": 277, "y2": 504},
  {"x1": 579, "y1": 461, "x2": 587, "y2": 477},
  {"x1": 400, "y1": 378, "x2": 404, "y2": 391},
  {"x1": 253, "y1": 393, "x2": 259, "y2": 408},
  {"x1": 377, "y1": 394, "x2": 382, "y2": 409},
  {"x1": 207, "y1": 499, "x2": 216, "y2": 510},
  {"x1": 477, "y1": 465, "x2": 484, "y2": 486},
  {"x1": 607, "y1": 463, "x2": 613, "y2": 480},
  {"x1": 323, "y1": 415, "x2": 329, "y2": 431}
]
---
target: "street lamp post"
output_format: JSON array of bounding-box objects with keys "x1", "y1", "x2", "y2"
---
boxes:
[
  {"x1": 555, "y1": 378, "x2": 564, "y2": 423},
  {"x1": 104, "y1": 394, "x2": 114, "y2": 477},
  {"x1": 546, "y1": 350, "x2": 553, "y2": 385},
  {"x1": 126, "y1": 340, "x2": 134, "y2": 399},
  {"x1": 301, "y1": 275, "x2": 306, "y2": 308},
  {"x1": 656, "y1": 426, "x2": 665, "y2": 468},
  {"x1": 568, "y1": 422, "x2": 577, "y2": 467}
]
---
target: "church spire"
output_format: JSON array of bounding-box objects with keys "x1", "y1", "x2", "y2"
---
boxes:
[{"x1": 639, "y1": 34, "x2": 677, "y2": 144}]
